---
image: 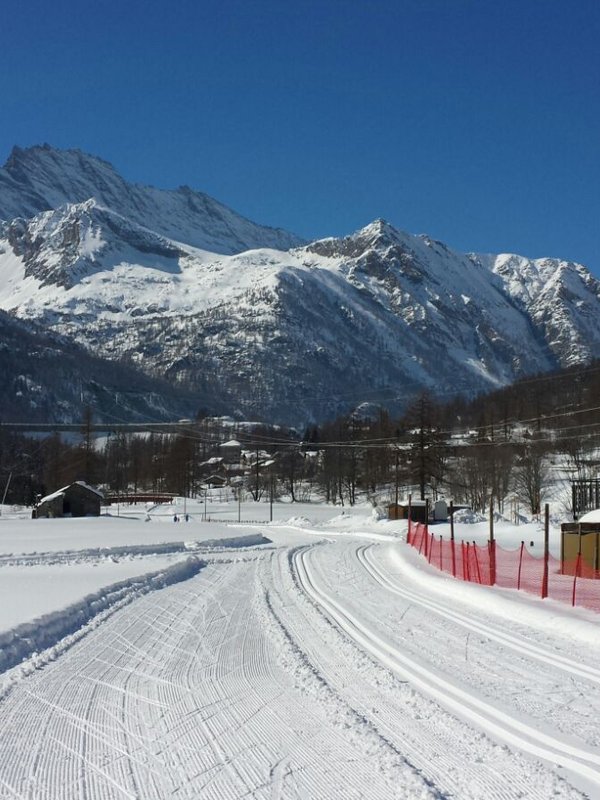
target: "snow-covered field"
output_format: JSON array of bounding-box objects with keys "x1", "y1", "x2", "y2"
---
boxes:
[{"x1": 0, "y1": 499, "x2": 598, "y2": 798}]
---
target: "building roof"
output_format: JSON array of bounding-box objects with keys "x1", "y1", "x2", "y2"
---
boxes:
[
  {"x1": 579, "y1": 509, "x2": 600, "y2": 523},
  {"x1": 38, "y1": 481, "x2": 104, "y2": 505},
  {"x1": 38, "y1": 488, "x2": 67, "y2": 505}
]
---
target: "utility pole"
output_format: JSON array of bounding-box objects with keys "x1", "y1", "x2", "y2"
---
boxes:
[{"x1": 0, "y1": 471, "x2": 12, "y2": 516}]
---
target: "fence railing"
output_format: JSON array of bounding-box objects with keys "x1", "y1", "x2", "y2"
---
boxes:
[{"x1": 407, "y1": 520, "x2": 600, "y2": 613}]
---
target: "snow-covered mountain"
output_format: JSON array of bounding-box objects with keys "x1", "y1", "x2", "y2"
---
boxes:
[
  {"x1": 0, "y1": 144, "x2": 303, "y2": 254},
  {"x1": 0, "y1": 144, "x2": 599, "y2": 425}
]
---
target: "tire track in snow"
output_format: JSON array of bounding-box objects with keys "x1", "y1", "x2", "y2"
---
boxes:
[{"x1": 294, "y1": 545, "x2": 600, "y2": 793}]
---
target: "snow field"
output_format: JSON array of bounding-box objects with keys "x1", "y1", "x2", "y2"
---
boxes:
[{"x1": 0, "y1": 504, "x2": 598, "y2": 797}]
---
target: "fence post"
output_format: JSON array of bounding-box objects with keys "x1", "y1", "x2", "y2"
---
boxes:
[
  {"x1": 450, "y1": 500, "x2": 456, "y2": 577},
  {"x1": 489, "y1": 499, "x2": 496, "y2": 586},
  {"x1": 517, "y1": 541, "x2": 524, "y2": 590},
  {"x1": 408, "y1": 493, "x2": 412, "y2": 544},
  {"x1": 572, "y1": 553, "x2": 581, "y2": 607},
  {"x1": 473, "y1": 541, "x2": 482, "y2": 584},
  {"x1": 428, "y1": 532, "x2": 434, "y2": 564},
  {"x1": 465, "y1": 542, "x2": 471, "y2": 582},
  {"x1": 541, "y1": 503, "x2": 549, "y2": 599},
  {"x1": 424, "y1": 499, "x2": 430, "y2": 559},
  {"x1": 440, "y1": 535, "x2": 443, "y2": 573},
  {"x1": 418, "y1": 524, "x2": 425, "y2": 556}
]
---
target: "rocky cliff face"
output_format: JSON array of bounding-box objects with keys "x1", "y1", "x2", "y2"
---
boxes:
[{"x1": 0, "y1": 145, "x2": 599, "y2": 425}]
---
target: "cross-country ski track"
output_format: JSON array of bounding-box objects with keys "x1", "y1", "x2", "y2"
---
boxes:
[{"x1": 0, "y1": 520, "x2": 599, "y2": 799}]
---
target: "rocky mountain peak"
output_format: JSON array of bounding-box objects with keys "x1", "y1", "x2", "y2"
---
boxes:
[
  {"x1": 0, "y1": 144, "x2": 305, "y2": 254},
  {"x1": 306, "y1": 219, "x2": 411, "y2": 261}
]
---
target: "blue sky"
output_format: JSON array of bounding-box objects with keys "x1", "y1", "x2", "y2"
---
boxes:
[{"x1": 2, "y1": 0, "x2": 599, "y2": 273}]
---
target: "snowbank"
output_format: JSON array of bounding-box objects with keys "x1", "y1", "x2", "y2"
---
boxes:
[{"x1": 0, "y1": 557, "x2": 204, "y2": 675}]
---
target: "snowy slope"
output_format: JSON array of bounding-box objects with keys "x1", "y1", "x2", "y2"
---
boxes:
[
  {"x1": 1, "y1": 145, "x2": 599, "y2": 425},
  {"x1": 2, "y1": 210, "x2": 599, "y2": 424},
  {"x1": 475, "y1": 252, "x2": 600, "y2": 366}
]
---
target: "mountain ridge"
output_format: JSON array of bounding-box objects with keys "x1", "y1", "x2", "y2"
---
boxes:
[
  {"x1": 0, "y1": 144, "x2": 599, "y2": 425},
  {"x1": 0, "y1": 144, "x2": 305, "y2": 254}
]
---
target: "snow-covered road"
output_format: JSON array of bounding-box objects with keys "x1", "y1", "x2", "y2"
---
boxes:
[{"x1": 0, "y1": 517, "x2": 598, "y2": 799}]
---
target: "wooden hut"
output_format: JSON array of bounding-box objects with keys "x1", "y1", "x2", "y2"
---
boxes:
[
  {"x1": 561, "y1": 510, "x2": 600, "y2": 574},
  {"x1": 388, "y1": 500, "x2": 429, "y2": 523}
]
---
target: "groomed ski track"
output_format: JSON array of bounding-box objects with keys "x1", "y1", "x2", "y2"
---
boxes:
[{"x1": 0, "y1": 528, "x2": 598, "y2": 799}]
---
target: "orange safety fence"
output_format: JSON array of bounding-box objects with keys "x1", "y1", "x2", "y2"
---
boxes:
[{"x1": 406, "y1": 520, "x2": 600, "y2": 613}]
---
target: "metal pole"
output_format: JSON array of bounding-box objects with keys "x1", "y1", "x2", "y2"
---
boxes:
[
  {"x1": 269, "y1": 471, "x2": 273, "y2": 523},
  {"x1": 541, "y1": 503, "x2": 549, "y2": 599},
  {"x1": 450, "y1": 500, "x2": 456, "y2": 577},
  {"x1": 489, "y1": 498, "x2": 496, "y2": 585},
  {"x1": 238, "y1": 488, "x2": 241, "y2": 523}
]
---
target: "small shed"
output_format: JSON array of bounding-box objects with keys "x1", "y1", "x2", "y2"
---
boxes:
[
  {"x1": 388, "y1": 500, "x2": 429, "y2": 523},
  {"x1": 33, "y1": 482, "x2": 104, "y2": 519},
  {"x1": 561, "y1": 509, "x2": 600, "y2": 574}
]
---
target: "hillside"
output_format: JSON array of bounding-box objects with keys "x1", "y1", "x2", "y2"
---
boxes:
[
  {"x1": 0, "y1": 308, "x2": 201, "y2": 423},
  {"x1": 0, "y1": 145, "x2": 599, "y2": 425}
]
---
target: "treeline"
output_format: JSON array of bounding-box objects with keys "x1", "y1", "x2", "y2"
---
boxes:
[{"x1": 1, "y1": 360, "x2": 599, "y2": 515}]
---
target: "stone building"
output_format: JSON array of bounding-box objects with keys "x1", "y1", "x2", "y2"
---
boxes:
[{"x1": 33, "y1": 482, "x2": 104, "y2": 518}]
